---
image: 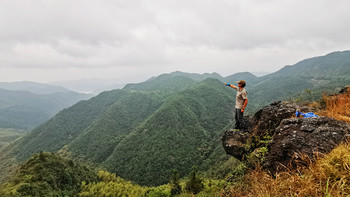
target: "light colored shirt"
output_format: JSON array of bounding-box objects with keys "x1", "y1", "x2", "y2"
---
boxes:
[{"x1": 235, "y1": 88, "x2": 247, "y2": 109}]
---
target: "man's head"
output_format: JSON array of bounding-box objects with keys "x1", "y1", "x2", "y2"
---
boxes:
[{"x1": 236, "y1": 80, "x2": 246, "y2": 88}]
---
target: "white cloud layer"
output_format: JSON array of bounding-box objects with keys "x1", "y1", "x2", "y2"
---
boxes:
[{"x1": 1, "y1": 0, "x2": 350, "y2": 82}]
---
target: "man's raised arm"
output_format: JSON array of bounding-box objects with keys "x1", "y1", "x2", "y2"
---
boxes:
[{"x1": 225, "y1": 83, "x2": 238, "y2": 90}]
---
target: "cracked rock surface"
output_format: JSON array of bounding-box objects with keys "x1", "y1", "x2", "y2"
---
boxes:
[{"x1": 266, "y1": 116, "x2": 350, "y2": 171}]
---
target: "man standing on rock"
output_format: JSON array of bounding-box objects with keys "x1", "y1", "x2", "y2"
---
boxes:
[{"x1": 225, "y1": 80, "x2": 248, "y2": 130}]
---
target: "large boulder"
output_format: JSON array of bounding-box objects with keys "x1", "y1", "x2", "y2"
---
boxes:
[
  {"x1": 222, "y1": 129, "x2": 249, "y2": 160},
  {"x1": 222, "y1": 101, "x2": 299, "y2": 161},
  {"x1": 266, "y1": 117, "x2": 350, "y2": 171},
  {"x1": 252, "y1": 101, "x2": 299, "y2": 135},
  {"x1": 222, "y1": 101, "x2": 350, "y2": 172}
]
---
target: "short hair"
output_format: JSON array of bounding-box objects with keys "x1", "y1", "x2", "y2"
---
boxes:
[{"x1": 238, "y1": 80, "x2": 246, "y2": 87}]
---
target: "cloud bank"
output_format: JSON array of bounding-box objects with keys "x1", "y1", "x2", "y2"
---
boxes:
[{"x1": 1, "y1": 0, "x2": 350, "y2": 82}]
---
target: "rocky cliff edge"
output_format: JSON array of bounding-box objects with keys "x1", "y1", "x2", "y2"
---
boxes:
[{"x1": 222, "y1": 100, "x2": 350, "y2": 172}]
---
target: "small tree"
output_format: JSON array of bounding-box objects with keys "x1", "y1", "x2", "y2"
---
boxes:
[
  {"x1": 185, "y1": 166, "x2": 203, "y2": 194},
  {"x1": 170, "y1": 169, "x2": 181, "y2": 195}
]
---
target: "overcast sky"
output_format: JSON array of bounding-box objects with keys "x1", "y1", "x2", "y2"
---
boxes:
[{"x1": 1, "y1": 0, "x2": 350, "y2": 83}]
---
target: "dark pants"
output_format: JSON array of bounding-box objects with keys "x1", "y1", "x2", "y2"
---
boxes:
[{"x1": 235, "y1": 108, "x2": 244, "y2": 129}]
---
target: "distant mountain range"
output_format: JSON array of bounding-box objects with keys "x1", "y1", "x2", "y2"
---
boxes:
[
  {"x1": 0, "y1": 50, "x2": 349, "y2": 186},
  {"x1": 50, "y1": 78, "x2": 126, "y2": 94},
  {"x1": 0, "y1": 81, "x2": 72, "y2": 95},
  {"x1": 0, "y1": 82, "x2": 92, "y2": 130}
]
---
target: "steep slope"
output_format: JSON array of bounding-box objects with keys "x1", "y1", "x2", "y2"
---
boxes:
[
  {"x1": 269, "y1": 51, "x2": 350, "y2": 79},
  {"x1": 67, "y1": 92, "x2": 164, "y2": 163},
  {"x1": 103, "y1": 78, "x2": 234, "y2": 186},
  {"x1": 0, "y1": 89, "x2": 133, "y2": 183},
  {"x1": 7, "y1": 89, "x2": 130, "y2": 162},
  {"x1": 0, "y1": 88, "x2": 91, "y2": 130},
  {"x1": 248, "y1": 50, "x2": 350, "y2": 109}
]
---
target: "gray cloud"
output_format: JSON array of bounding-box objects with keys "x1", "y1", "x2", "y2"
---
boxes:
[{"x1": 0, "y1": 0, "x2": 350, "y2": 82}]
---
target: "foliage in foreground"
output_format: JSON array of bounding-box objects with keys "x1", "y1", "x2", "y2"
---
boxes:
[
  {"x1": 0, "y1": 151, "x2": 227, "y2": 197},
  {"x1": 224, "y1": 140, "x2": 350, "y2": 197},
  {"x1": 79, "y1": 171, "x2": 147, "y2": 197},
  {"x1": 80, "y1": 169, "x2": 226, "y2": 197},
  {"x1": 184, "y1": 166, "x2": 204, "y2": 194},
  {"x1": 0, "y1": 152, "x2": 98, "y2": 197}
]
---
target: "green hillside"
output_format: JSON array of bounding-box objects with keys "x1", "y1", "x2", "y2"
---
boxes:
[
  {"x1": 103, "y1": 78, "x2": 234, "y2": 186},
  {"x1": 269, "y1": 51, "x2": 350, "y2": 79},
  {"x1": 67, "y1": 92, "x2": 164, "y2": 164},
  {"x1": 10, "y1": 89, "x2": 130, "y2": 162},
  {"x1": 247, "y1": 51, "x2": 350, "y2": 110},
  {"x1": 0, "y1": 77, "x2": 234, "y2": 186}
]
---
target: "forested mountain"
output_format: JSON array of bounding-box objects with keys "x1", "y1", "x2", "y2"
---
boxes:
[
  {"x1": 1, "y1": 78, "x2": 235, "y2": 186},
  {"x1": 67, "y1": 91, "x2": 165, "y2": 164},
  {"x1": 0, "y1": 88, "x2": 92, "y2": 130},
  {"x1": 10, "y1": 90, "x2": 130, "y2": 161},
  {"x1": 248, "y1": 51, "x2": 350, "y2": 109},
  {"x1": 1, "y1": 50, "x2": 350, "y2": 187},
  {"x1": 103, "y1": 78, "x2": 234, "y2": 185}
]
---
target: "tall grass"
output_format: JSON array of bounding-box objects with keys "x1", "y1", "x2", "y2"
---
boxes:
[
  {"x1": 320, "y1": 87, "x2": 350, "y2": 123},
  {"x1": 224, "y1": 142, "x2": 350, "y2": 197}
]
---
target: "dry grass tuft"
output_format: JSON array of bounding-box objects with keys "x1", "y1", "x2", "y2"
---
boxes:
[{"x1": 319, "y1": 87, "x2": 350, "y2": 123}]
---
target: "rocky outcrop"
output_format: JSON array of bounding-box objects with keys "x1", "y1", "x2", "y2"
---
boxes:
[
  {"x1": 222, "y1": 101, "x2": 350, "y2": 172},
  {"x1": 223, "y1": 101, "x2": 299, "y2": 161},
  {"x1": 266, "y1": 117, "x2": 350, "y2": 171}
]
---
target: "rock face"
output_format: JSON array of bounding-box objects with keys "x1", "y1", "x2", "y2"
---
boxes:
[
  {"x1": 222, "y1": 101, "x2": 298, "y2": 161},
  {"x1": 222, "y1": 129, "x2": 249, "y2": 160},
  {"x1": 222, "y1": 101, "x2": 350, "y2": 172},
  {"x1": 251, "y1": 101, "x2": 299, "y2": 135},
  {"x1": 266, "y1": 117, "x2": 350, "y2": 171}
]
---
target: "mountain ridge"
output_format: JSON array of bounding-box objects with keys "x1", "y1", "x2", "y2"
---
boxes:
[{"x1": 1, "y1": 50, "x2": 350, "y2": 186}]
